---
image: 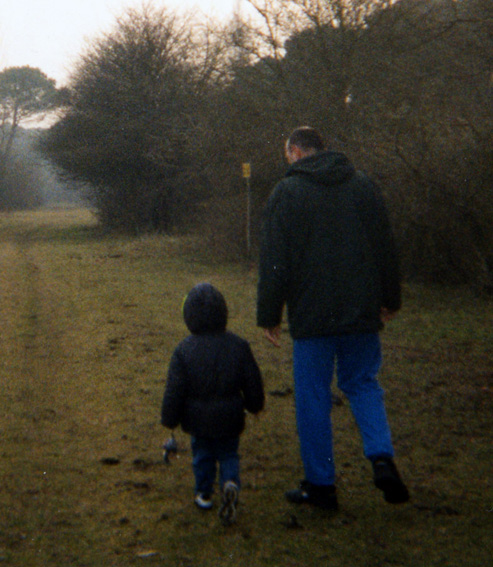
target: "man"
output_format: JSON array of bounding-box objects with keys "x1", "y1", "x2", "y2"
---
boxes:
[{"x1": 257, "y1": 126, "x2": 409, "y2": 510}]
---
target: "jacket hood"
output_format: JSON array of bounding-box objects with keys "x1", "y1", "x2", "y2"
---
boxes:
[
  {"x1": 285, "y1": 150, "x2": 355, "y2": 186},
  {"x1": 183, "y1": 283, "x2": 228, "y2": 334}
]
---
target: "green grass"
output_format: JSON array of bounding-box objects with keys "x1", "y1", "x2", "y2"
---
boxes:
[{"x1": 0, "y1": 208, "x2": 491, "y2": 566}]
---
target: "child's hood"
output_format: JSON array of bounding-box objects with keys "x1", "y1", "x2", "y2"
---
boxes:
[{"x1": 183, "y1": 283, "x2": 228, "y2": 334}]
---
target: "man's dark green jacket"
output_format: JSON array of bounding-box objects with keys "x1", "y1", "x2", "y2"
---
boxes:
[{"x1": 257, "y1": 150, "x2": 401, "y2": 339}]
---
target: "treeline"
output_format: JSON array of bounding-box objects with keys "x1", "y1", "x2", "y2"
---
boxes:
[
  {"x1": 39, "y1": 0, "x2": 492, "y2": 289},
  {"x1": 0, "y1": 66, "x2": 62, "y2": 210},
  {"x1": 0, "y1": 127, "x2": 85, "y2": 209}
]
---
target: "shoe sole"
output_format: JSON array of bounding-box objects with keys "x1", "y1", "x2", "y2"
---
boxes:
[
  {"x1": 285, "y1": 489, "x2": 310, "y2": 505},
  {"x1": 194, "y1": 499, "x2": 213, "y2": 511},
  {"x1": 374, "y1": 477, "x2": 410, "y2": 504},
  {"x1": 219, "y1": 484, "x2": 238, "y2": 525},
  {"x1": 285, "y1": 490, "x2": 338, "y2": 511}
]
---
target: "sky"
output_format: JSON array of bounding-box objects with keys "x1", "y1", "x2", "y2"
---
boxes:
[{"x1": 0, "y1": 0, "x2": 243, "y2": 86}]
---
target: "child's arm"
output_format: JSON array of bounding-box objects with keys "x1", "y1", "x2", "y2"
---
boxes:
[
  {"x1": 161, "y1": 350, "x2": 187, "y2": 429},
  {"x1": 242, "y1": 343, "x2": 265, "y2": 415}
]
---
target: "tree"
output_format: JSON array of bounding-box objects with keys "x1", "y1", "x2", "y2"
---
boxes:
[
  {"x1": 354, "y1": 0, "x2": 493, "y2": 287},
  {"x1": 0, "y1": 66, "x2": 60, "y2": 210},
  {"x1": 0, "y1": 142, "x2": 43, "y2": 211},
  {"x1": 0, "y1": 66, "x2": 58, "y2": 159},
  {"x1": 213, "y1": 0, "x2": 492, "y2": 286},
  {"x1": 37, "y1": 0, "x2": 492, "y2": 286},
  {"x1": 40, "y1": 4, "x2": 223, "y2": 233},
  {"x1": 197, "y1": 1, "x2": 396, "y2": 256}
]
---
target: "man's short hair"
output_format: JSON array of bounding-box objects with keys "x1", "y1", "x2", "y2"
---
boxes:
[{"x1": 287, "y1": 126, "x2": 325, "y2": 152}]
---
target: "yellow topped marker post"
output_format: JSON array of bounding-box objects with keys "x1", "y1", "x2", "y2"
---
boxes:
[{"x1": 242, "y1": 162, "x2": 252, "y2": 258}]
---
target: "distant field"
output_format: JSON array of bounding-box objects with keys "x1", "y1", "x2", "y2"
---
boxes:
[{"x1": 0, "y1": 207, "x2": 491, "y2": 566}]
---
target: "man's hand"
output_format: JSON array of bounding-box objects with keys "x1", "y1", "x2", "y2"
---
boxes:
[{"x1": 263, "y1": 326, "x2": 282, "y2": 347}]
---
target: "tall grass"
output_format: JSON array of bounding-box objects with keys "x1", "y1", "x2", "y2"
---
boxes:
[{"x1": 0, "y1": 208, "x2": 491, "y2": 566}]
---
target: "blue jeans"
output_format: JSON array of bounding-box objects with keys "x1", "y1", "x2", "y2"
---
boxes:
[
  {"x1": 293, "y1": 333, "x2": 394, "y2": 486},
  {"x1": 191, "y1": 436, "x2": 240, "y2": 495}
]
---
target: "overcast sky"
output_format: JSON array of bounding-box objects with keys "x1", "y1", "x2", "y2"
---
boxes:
[{"x1": 0, "y1": 0, "x2": 243, "y2": 86}]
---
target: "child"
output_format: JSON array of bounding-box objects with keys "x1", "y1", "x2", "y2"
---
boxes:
[{"x1": 161, "y1": 283, "x2": 264, "y2": 524}]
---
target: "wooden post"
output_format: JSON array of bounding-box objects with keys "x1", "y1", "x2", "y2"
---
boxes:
[{"x1": 242, "y1": 162, "x2": 252, "y2": 257}]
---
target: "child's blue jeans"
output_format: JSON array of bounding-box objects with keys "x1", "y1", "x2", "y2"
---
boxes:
[
  {"x1": 191, "y1": 436, "x2": 240, "y2": 495},
  {"x1": 293, "y1": 333, "x2": 394, "y2": 486}
]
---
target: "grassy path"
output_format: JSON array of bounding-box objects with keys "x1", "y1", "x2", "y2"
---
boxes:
[
  {"x1": 0, "y1": 210, "x2": 110, "y2": 563},
  {"x1": 0, "y1": 208, "x2": 491, "y2": 566}
]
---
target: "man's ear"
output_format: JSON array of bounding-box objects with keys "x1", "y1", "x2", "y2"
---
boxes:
[{"x1": 286, "y1": 145, "x2": 303, "y2": 164}]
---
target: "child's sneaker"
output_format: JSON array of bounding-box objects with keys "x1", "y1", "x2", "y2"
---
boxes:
[
  {"x1": 372, "y1": 457, "x2": 410, "y2": 504},
  {"x1": 219, "y1": 481, "x2": 239, "y2": 526},
  {"x1": 194, "y1": 493, "x2": 213, "y2": 510}
]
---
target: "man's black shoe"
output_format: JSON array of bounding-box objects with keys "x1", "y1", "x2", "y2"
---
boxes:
[
  {"x1": 286, "y1": 480, "x2": 338, "y2": 511},
  {"x1": 372, "y1": 457, "x2": 410, "y2": 504}
]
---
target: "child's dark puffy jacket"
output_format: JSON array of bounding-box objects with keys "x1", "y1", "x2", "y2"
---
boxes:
[{"x1": 161, "y1": 283, "x2": 264, "y2": 438}]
